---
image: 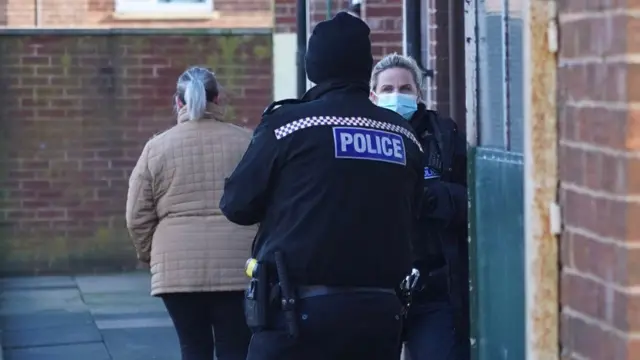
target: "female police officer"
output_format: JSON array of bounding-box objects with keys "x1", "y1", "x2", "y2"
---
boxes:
[{"x1": 370, "y1": 53, "x2": 469, "y2": 360}]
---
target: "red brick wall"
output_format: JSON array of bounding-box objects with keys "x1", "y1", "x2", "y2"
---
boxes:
[
  {"x1": 558, "y1": 1, "x2": 640, "y2": 359},
  {"x1": 0, "y1": 33, "x2": 272, "y2": 274},
  {"x1": 1, "y1": 0, "x2": 272, "y2": 28},
  {"x1": 274, "y1": 0, "x2": 296, "y2": 33},
  {"x1": 425, "y1": 0, "x2": 438, "y2": 107},
  {"x1": 308, "y1": 0, "x2": 350, "y2": 31},
  {"x1": 366, "y1": 0, "x2": 403, "y2": 60},
  {"x1": 430, "y1": 0, "x2": 449, "y2": 113}
]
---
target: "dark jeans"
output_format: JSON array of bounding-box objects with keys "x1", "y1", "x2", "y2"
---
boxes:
[
  {"x1": 247, "y1": 292, "x2": 403, "y2": 360},
  {"x1": 404, "y1": 302, "x2": 467, "y2": 360},
  {"x1": 161, "y1": 291, "x2": 251, "y2": 360}
]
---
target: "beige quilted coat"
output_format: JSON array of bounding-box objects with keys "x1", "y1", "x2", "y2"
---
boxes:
[{"x1": 126, "y1": 114, "x2": 256, "y2": 296}]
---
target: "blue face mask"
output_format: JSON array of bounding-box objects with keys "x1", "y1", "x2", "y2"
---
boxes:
[{"x1": 376, "y1": 93, "x2": 418, "y2": 120}]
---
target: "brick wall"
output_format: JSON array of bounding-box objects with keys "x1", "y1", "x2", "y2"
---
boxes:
[
  {"x1": 431, "y1": 0, "x2": 449, "y2": 113},
  {"x1": 1, "y1": 0, "x2": 271, "y2": 29},
  {"x1": 0, "y1": 33, "x2": 273, "y2": 275},
  {"x1": 558, "y1": 1, "x2": 640, "y2": 359},
  {"x1": 364, "y1": 0, "x2": 402, "y2": 60},
  {"x1": 425, "y1": 0, "x2": 439, "y2": 108},
  {"x1": 274, "y1": 0, "x2": 296, "y2": 33},
  {"x1": 308, "y1": 0, "x2": 350, "y2": 31}
]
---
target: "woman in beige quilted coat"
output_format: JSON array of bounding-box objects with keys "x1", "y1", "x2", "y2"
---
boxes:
[{"x1": 126, "y1": 66, "x2": 254, "y2": 360}]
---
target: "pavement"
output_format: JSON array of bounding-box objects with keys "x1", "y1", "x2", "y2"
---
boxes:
[{"x1": 0, "y1": 272, "x2": 181, "y2": 360}]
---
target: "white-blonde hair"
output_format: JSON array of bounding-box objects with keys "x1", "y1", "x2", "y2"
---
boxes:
[
  {"x1": 370, "y1": 53, "x2": 424, "y2": 98},
  {"x1": 175, "y1": 66, "x2": 219, "y2": 121}
]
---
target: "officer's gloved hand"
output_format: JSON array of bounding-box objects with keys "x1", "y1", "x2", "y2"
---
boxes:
[
  {"x1": 422, "y1": 180, "x2": 456, "y2": 223},
  {"x1": 422, "y1": 180, "x2": 445, "y2": 213}
]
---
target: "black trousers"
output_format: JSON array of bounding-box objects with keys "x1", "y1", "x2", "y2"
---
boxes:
[
  {"x1": 161, "y1": 291, "x2": 251, "y2": 360},
  {"x1": 246, "y1": 292, "x2": 403, "y2": 360},
  {"x1": 404, "y1": 301, "x2": 467, "y2": 360}
]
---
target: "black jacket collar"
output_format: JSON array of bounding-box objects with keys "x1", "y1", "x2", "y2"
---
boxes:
[
  {"x1": 301, "y1": 80, "x2": 370, "y2": 102},
  {"x1": 409, "y1": 103, "x2": 434, "y2": 136}
]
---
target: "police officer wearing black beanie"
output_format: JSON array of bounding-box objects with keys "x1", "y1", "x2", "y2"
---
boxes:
[{"x1": 220, "y1": 12, "x2": 424, "y2": 360}]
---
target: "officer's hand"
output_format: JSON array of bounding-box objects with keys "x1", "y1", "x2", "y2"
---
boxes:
[{"x1": 422, "y1": 180, "x2": 444, "y2": 213}]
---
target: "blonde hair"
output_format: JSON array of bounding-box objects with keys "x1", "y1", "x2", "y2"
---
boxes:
[
  {"x1": 175, "y1": 67, "x2": 219, "y2": 121},
  {"x1": 370, "y1": 53, "x2": 424, "y2": 99}
]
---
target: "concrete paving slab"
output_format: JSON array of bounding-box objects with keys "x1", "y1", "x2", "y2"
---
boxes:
[
  {"x1": 82, "y1": 293, "x2": 165, "y2": 316},
  {"x1": 3, "y1": 343, "x2": 110, "y2": 360},
  {"x1": 94, "y1": 311, "x2": 172, "y2": 330},
  {"x1": 102, "y1": 327, "x2": 180, "y2": 360},
  {"x1": 75, "y1": 273, "x2": 151, "y2": 295},
  {"x1": 0, "y1": 277, "x2": 76, "y2": 291},
  {"x1": 0, "y1": 311, "x2": 94, "y2": 331},
  {"x1": 95, "y1": 317, "x2": 173, "y2": 330},
  {"x1": 2, "y1": 322, "x2": 102, "y2": 348},
  {"x1": 0, "y1": 289, "x2": 87, "y2": 316},
  {"x1": 92, "y1": 311, "x2": 169, "y2": 322}
]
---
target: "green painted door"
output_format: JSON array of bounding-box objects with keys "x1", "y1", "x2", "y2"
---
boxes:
[{"x1": 466, "y1": 0, "x2": 525, "y2": 359}]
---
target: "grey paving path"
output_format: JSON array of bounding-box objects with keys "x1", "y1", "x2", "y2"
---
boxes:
[{"x1": 0, "y1": 272, "x2": 180, "y2": 360}]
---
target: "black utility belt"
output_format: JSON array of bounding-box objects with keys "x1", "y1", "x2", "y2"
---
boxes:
[
  {"x1": 244, "y1": 252, "x2": 398, "y2": 338},
  {"x1": 244, "y1": 279, "x2": 396, "y2": 333},
  {"x1": 297, "y1": 285, "x2": 396, "y2": 299}
]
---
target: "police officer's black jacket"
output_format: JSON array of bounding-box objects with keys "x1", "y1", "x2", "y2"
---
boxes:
[
  {"x1": 409, "y1": 103, "x2": 468, "y2": 294},
  {"x1": 409, "y1": 103, "x2": 469, "y2": 339},
  {"x1": 220, "y1": 81, "x2": 424, "y2": 289}
]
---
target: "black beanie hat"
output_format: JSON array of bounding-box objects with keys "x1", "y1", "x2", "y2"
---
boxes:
[{"x1": 305, "y1": 12, "x2": 373, "y2": 84}]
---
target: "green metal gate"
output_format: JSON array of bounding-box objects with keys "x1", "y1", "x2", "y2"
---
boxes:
[{"x1": 466, "y1": 0, "x2": 526, "y2": 358}]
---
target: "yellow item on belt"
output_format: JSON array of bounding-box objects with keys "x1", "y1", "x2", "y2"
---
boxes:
[{"x1": 245, "y1": 258, "x2": 258, "y2": 278}]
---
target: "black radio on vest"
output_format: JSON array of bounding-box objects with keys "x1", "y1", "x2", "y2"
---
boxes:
[{"x1": 422, "y1": 132, "x2": 442, "y2": 182}]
